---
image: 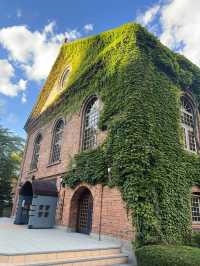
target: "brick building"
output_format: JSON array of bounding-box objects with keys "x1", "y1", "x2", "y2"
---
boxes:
[
  {"x1": 13, "y1": 25, "x2": 134, "y2": 242},
  {"x1": 13, "y1": 23, "x2": 200, "y2": 245}
]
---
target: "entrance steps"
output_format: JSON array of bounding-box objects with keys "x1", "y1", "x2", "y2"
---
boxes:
[{"x1": 0, "y1": 247, "x2": 129, "y2": 266}]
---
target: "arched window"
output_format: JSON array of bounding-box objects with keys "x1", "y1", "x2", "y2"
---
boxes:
[
  {"x1": 82, "y1": 97, "x2": 100, "y2": 151},
  {"x1": 60, "y1": 67, "x2": 70, "y2": 90},
  {"x1": 30, "y1": 134, "x2": 42, "y2": 170},
  {"x1": 180, "y1": 97, "x2": 197, "y2": 152},
  {"x1": 50, "y1": 119, "x2": 64, "y2": 163}
]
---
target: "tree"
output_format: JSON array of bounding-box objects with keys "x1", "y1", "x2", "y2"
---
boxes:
[{"x1": 0, "y1": 126, "x2": 24, "y2": 216}]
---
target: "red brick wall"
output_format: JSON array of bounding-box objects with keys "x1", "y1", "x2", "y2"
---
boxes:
[
  {"x1": 20, "y1": 113, "x2": 82, "y2": 182},
  {"x1": 20, "y1": 111, "x2": 106, "y2": 183},
  {"x1": 100, "y1": 186, "x2": 133, "y2": 240},
  {"x1": 13, "y1": 100, "x2": 133, "y2": 241},
  {"x1": 60, "y1": 183, "x2": 134, "y2": 241}
]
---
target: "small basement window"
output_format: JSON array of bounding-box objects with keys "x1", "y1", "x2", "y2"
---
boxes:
[{"x1": 192, "y1": 192, "x2": 200, "y2": 223}]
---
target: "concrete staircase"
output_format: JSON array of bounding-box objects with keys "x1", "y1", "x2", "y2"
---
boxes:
[{"x1": 0, "y1": 247, "x2": 129, "y2": 266}]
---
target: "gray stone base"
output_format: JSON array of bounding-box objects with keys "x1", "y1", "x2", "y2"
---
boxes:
[
  {"x1": 57, "y1": 226, "x2": 137, "y2": 265},
  {"x1": 88, "y1": 232, "x2": 136, "y2": 265}
]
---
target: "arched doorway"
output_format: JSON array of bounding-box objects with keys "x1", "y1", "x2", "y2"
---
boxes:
[
  {"x1": 15, "y1": 179, "x2": 58, "y2": 228},
  {"x1": 14, "y1": 181, "x2": 33, "y2": 225},
  {"x1": 70, "y1": 187, "x2": 93, "y2": 234}
]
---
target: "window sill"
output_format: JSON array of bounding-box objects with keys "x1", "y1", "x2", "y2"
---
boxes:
[
  {"x1": 183, "y1": 148, "x2": 198, "y2": 155},
  {"x1": 192, "y1": 223, "x2": 200, "y2": 230},
  {"x1": 81, "y1": 144, "x2": 98, "y2": 152},
  {"x1": 47, "y1": 160, "x2": 61, "y2": 168},
  {"x1": 28, "y1": 169, "x2": 38, "y2": 174}
]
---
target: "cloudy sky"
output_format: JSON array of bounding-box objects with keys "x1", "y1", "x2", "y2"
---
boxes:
[{"x1": 0, "y1": 0, "x2": 199, "y2": 137}]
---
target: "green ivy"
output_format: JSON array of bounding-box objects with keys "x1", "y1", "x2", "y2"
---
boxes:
[{"x1": 32, "y1": 23, "x2": 200, "y2": 246}]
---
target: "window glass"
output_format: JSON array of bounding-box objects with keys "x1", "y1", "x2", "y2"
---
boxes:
[
  {"x1": 192, "y1": 193, "x2": 200, "y2": 223},
  {"x1": 60, "y1": 67, "x2": 70, "y2": 89},
  {"x1": 50, "y1": 119, "x2": 64, "y2": 163},
  {"x1": 30, "y1": 134, "x2": 42, "y2": 170},
  {"x1": 82, "y1": 98, "x2": 100, "y2": 150},
  {"x1": 180, "y1": 98, "x2": 196, "y2": 152}
]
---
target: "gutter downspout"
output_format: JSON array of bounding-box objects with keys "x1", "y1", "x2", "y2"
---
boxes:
[{"x1": 98, "y1": 184, "x2": 104, "y2": 241}]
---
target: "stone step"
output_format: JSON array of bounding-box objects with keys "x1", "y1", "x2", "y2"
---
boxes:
[
  {"x1": 114, "y1": 264, "x2": 132, "y2": 266},
  {"x1": 15, "y1": 254, "x2": 128, "y2": 266},
  {"x1": 0, "y1": 247, "x2": 121, "y2": 265}
]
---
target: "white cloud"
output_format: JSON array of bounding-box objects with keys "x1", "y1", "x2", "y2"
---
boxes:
[
  {"x1": 44, "y1": 21, "x2": 55, "y2": 35},
  {"x1": 65, "y1": 29, "x2": 81, "y2": 40},
  {"x1": 0, "y1": 59, "x2": 27, "y2": 97},
  {"x1": 17, "y1": 9, "x2": 22, "y2": 18},
  {"x1": 21, "y1": 93, "x2": 27, "y2": 103},
  {"x1": 83, "y1": 24, "x2": 94, "y2": 33},
  {"x1": 137, "y1": 0, "x2": 200, "y2": 67},
  {"x1": 51, "y1": 29, "x2": 81, "y2": 44},
  {"x1": 0, "y1": 22, "x2": 82, "y2": 86},
  {"x1": 0, "y1": 24, "x2": 60, "y2": 81},
  {"x1": 0, "y1": 22, "x2": 82, "y2": 100},
  {"x1": 137, "y1": 5, "x2": 160, "y2": 26}
]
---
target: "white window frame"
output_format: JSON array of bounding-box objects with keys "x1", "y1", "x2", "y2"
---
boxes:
[
  {"x1": 192, "y1": 193, "x2": 200, "y2": 224},
  {"x1": 180, "y1": 98, "x2": 197, "y2": 153},
  {"x1": 59, "y1": 66, "x2": 71, "y2": 90}
]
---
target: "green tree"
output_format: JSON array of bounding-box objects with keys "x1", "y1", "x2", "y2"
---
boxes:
[{"x1": 0, "y1": 126, "x2": 24, "y2": 216}]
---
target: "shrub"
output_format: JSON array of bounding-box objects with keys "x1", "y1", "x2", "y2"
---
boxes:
[
  {"x1": 191, "y1": 232, "x2": 200, "y2": 247},
  {"x1": 136, "y1": 245, "x2": 200, "y2": 266}
]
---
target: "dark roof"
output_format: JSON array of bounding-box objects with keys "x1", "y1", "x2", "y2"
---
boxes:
[{"x1": 32, "y1": 180, "x2": 58, "y2": 197}]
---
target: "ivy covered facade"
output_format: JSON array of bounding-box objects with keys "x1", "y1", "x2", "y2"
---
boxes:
[{"x1": 13, "y1": 23, "x2": 200, "y2": 246}]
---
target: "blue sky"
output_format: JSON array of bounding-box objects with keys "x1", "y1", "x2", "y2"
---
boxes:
[{"x1": 0, "y1": 0, "x2": 199, "y2": 138}]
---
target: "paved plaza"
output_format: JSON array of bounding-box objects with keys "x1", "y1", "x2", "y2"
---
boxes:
[{"x1": 0, "y1": 218, "x2": 120, "y2": 255}]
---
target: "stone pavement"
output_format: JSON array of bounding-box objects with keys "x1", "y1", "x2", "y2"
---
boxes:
[
  {"x1": 0, "y1": 217, "x2": 13, "y2": 225},
  {"x1": 0, "y1": 218, "x2": 120, "y2": 255}
]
